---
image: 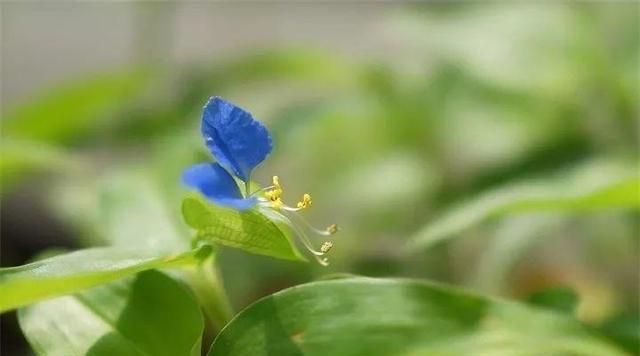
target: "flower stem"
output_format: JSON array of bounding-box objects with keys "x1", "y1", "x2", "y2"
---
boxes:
[{"x1": 185, "y1": 254, "x2": 233, "y2": 333}]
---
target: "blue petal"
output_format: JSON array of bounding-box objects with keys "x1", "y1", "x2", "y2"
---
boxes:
[
  {"x1": 182, "y1": 163, "x2": 257, "y2": 210},
  {"x1": 201, "y1": 97, "x2": 273, "y2": 182}
]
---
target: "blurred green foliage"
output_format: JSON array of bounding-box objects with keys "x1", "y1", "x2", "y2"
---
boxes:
[{"x1": 1, "y1": 3, "x2": 638, "y2": 355}]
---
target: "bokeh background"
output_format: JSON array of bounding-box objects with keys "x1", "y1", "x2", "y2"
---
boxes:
[{"x1": 1, "y1": 2, "x2": 638, "y2": 355}]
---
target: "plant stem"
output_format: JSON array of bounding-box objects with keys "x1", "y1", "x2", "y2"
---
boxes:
[{"x1": 185, "y1": 255, "x2": 233, "y2": 333}]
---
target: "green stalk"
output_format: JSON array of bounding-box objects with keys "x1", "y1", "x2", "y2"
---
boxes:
[{"x1": 185, "y1": 254, "x2": 233, "y2": 333}]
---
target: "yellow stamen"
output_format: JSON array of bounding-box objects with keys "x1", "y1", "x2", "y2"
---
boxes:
[
  {"x1": 265, "y1": 176, "x2": 283, "y2": 201},
  {"x1": 296, "y1": 193, "x2": 312, "y2": 209},
  {"x1": 327, "y1": 224, "x2": 338, "y2": 235},
  {"x1": 272, "y1": 176, "x2": 282, "y2": 191},
  {"x1": 271, "y1": 198, "x2": 284, "y2": 210},
  {"x1": 320, "y1": 241, "x2": 333, "y2": 254}
]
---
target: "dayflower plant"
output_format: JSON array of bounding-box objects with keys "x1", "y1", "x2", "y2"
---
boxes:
[{"x1": 182, "y1": 96, "x2": 337, "y2": 265}]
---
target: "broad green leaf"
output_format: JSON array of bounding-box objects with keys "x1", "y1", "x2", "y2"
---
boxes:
[
  {"x1": 182, "y1": 196, "x2": 305, "y2": 262},
  {"x1": 0, "y1": 246, "x2": 210, "y2": 312},
  {"x1": 19, "y1": 270, "x2": 203, "y2": 356},
  {"x1": 210, "y1": 278, "x2": 627, "y2": 356},
  {"x1": 406, "y1": 163, "x2": 640, "y2": 251},
  {"x1": 3, "y1": 69, "x2": 152, "y2": 143}
]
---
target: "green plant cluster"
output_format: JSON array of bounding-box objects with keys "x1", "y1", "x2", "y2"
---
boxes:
[{"x1": 1, "y1": 4, "x2": 638, "y2": 355}]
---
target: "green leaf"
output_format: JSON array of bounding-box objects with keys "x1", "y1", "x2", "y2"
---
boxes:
[
  {"x1": 406, "y1": 161, "x2": 640, "y2": 251},
  {"x1": 182, "y1": 196, "x2": 305, "y2": 262},
  {"x1": 0, "y1": 246, "x2": 210, "y2": 312},
  {"x1": 3, "y1": 69, "x2": 152, "y2": 144},
  {"x1": 19, "y1": 270, "x2": 203, "y2": 356},
  {"x1": 209, "y1": 278, "x2": 627, "y2": 356}
]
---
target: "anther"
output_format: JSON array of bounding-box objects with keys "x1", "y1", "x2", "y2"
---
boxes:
[
  {"x1": 320, "y1": 241, "x2": 333, "y2": 254},
  {"x1": 271, "y1": 198, "x2": 284, "y2": 210},
  {"x1": 326, "y1": 224, "x2": 338, "y2": 235},
  {"x1": 265, "y1": 176, "x2": 283, "y2": 202},
  {"x1": 296, "y1": 193, "x2": 312, "y2": 209}
]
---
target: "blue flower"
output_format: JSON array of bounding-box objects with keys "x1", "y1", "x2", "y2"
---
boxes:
[{"x1": 182, "y1": 96, "x2": 337, "y2": 265}]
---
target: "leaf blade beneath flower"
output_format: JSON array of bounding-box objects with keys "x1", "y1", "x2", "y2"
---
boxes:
[{"x1": 182, "y1": 196, "x2": 305, "y2": 262}]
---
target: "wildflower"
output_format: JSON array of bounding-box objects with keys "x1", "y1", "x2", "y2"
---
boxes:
[{"x1": 182, "y1": 97, "x2": 338, "y2": 265}]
